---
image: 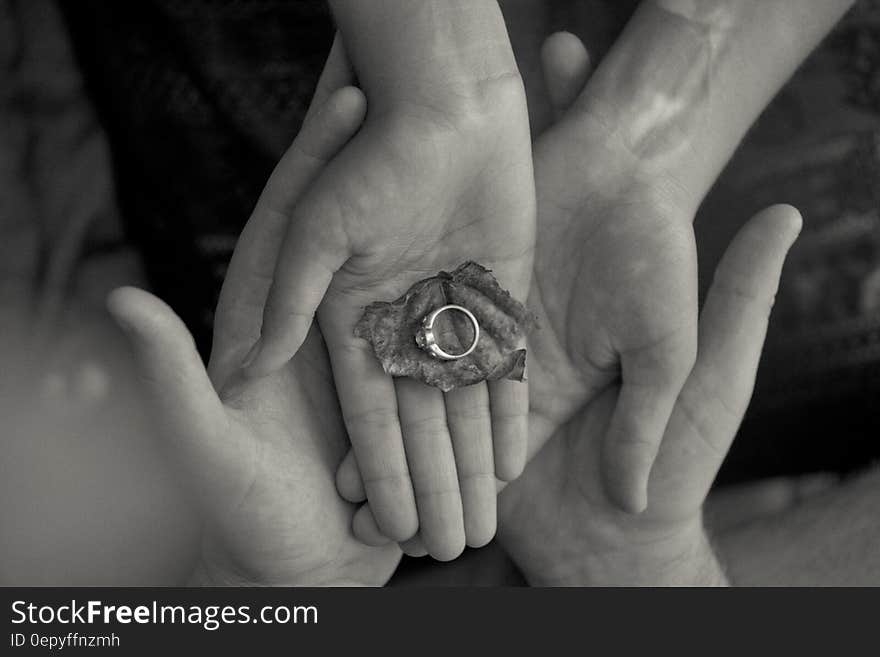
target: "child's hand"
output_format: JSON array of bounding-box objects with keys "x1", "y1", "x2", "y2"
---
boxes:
[
  {"x1": 335, "y1": 31, "x2": 706, "y2": 554},
  {"x1": 243, "y1": 38, "x2": 536, "y2": 560},
  {"x1": 107, "y1": 83, "x2": 402, "y2": 586}
]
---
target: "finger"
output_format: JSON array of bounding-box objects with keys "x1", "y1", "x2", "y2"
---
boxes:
[
  {"x1": 211, "y1": 86, "x2": 366, "y2": 375},
  {"x1": 336, "y1": 448, "x2": 367, "y2": 503},
  {"x1": 106, "y1": 287, "x2": 235, "y2": 482},
  {"x1": 489, "y1": 379, "x2": 529, "y2": 482},
  {"x1": 540, "y1": 31, "x2": 591, "y2": 117},
  {"x1": 304, "y1": 33, "x2": 355, "y2": 123},
  {"x1": 400, "y1": 534, "x2": 429, "y2": 558},
  {"x1": 323, "y1": 310, "x2": 419, "y2": 542},
  {"x1": 659, "y1": 205, "x2": 802, "y2": 504},
  {"x1": 352, "y1": 504, "x2": 393, "y2": 547},
  {"x1": 445, "y1": 383, "x2": 497, "y2": 548},
  {"x1": 601, "y1": 328, "x2": 697, "y2": 514},
  {"x1": 396, "y1": 378, "x2": 466, "y2": 561},
  {"x1": 242, "y1": 175, "x2": 359, "y2": 378}
]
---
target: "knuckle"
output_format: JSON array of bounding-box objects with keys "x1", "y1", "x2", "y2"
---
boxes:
[
  {"x1": 400, "y1": 415, "x2": 450, "y2": 443},
  {"x1": 288, "y1": 138, "x2": 327, "y2": 166},
  {"x1": 447, "y1": 403, "x2": 492, "y2": 425},
  {"x1": 675, "y1": 385, "x2": 731, "y2": 460},
  {"x1": 346, "y1": 405, "x2": 397, "y2": 428},
  {"x1": 492, "y1": 408, "x2": 528, "y2": 423},
  {"x1": 417, "y1": 485, "x2": 463, "y2": 503},
  {"x1": 612, "y1": 427, "x2": 659, "y2": 452},
  {"x1": 712, "y1": 270, "x2": 776, "y2": 318},
  {"x1": 266, "y1": 305, "x2": 314, "y2": 328},
  {"x1": 458, "y1": 470, "x2": 496, "y2": 488},
  {"x1": 361, "y1": 470, "x2": 414, "y2": 489}
]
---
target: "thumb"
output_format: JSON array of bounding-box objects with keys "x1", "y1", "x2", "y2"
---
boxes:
[
  {"x1": 601, "y1": 328, "x2": 697, "y2": 514},
  {"x1": 540, "y1": 31, "x2": 592, "y2": 118},
  {"x1": 107, "y1": 287, "x2": 232, "y2": 477}
]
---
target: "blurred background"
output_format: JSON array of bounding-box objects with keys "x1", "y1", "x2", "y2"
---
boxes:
[{"x1": 1, "y1": 0, "x2": 878, "y2": 584}]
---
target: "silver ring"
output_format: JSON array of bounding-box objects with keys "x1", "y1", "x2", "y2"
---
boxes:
[{"x1": 416, "y1": 304, "x2": 480, "y2": 360}]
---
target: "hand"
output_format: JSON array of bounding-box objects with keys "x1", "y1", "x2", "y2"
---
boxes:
[
  {"x1": 330, "y1": 30, "x2": 697, "y2": 554},
  {"x1": 332, "y1": 30, "x2": 701, "y2": 551},
  {"x1": 500, "y1": 201, "x2": 801, "y2": 585},
  {"x1": 519, "y1": 32, "x2": 705, "y2": 513},
  {"x1": 107, "y1": 82, "x2": 401, "y2": 586},
  {"x1": 244, "y1": 36, "x2": 536, "y2": 560},
  {"x1": 490, "y1": 32, "x2": 802, "y2": 582},
  {"x1": 338, "y1": 29, "x2": 699, "y2": 527}
]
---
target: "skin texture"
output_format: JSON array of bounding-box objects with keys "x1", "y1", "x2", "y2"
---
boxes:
[
  {"x1": 495, "y1": 33, "x2": 802, "y2": 585},
  {"x1": 336, "y1": 30, "x2": 700, "y2": 546},
  {"x1": 107, "y1": 85, "x2": 401, "y2": 587},
  {"x1": 525, "y1": 0, "x2": 851, "y2": 512},
  {"x1": 247, "y1": 0, "x2": 855, "y2": 550},
  {"x1": 333, "y1": 0, "x2": 854, "y2": 527},
  {"x1": 336, "y1": 29, "x2": 802, "y2": 572},
  {"x1": 499, "y1": 204, "x2": 800, "y2": 585},
  {"x1": 108, "y1": 26, "x2": 868, "y2": 587}
]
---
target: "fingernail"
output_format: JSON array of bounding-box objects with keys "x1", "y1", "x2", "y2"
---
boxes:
[{"x1": 241, "y1": 338, "x2": 262, "y2": 370}]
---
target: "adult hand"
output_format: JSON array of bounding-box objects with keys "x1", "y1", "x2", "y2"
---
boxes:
[
  {"x1": 525, "y1": 0, "x2": 852, "y2": 510},
  {"x1": 520, "y1": 32, "x2": 703, "y2": 512},
  {"x1": 107, "y1": 80, "x2": 401, "y2": 586},
  {"x1": 490, "y1": 32, "x2": 802, "y2": 582},
  {"x1": 500, "y1": 200, "x2": 800, "y2": 585}
]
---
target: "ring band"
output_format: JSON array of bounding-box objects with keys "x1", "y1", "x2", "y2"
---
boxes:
[{"x1": 416, "y1": 304, "x2": 480, "y2": 360}]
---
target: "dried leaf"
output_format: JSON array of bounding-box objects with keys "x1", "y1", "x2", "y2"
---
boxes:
[{"x1": 354, "y1": 262, "x2": 535, "y2": 392}]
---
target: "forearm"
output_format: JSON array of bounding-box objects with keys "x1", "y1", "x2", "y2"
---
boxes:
[
  {"x1": 328, "y1": 0, "x2": 519, "y2": 113},
  {"x1": 574, "y1": 0, "x2": 854, "y2": 209},
  {"x1": 716, "y1": 466, "x2": 880, "y2": 586}
]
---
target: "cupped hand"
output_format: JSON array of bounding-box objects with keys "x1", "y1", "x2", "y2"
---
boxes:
[
  {"x1": 243, "y1": 36, "x2": 537, "y2": 560},
  {"x1": 523, "y1": 32, "x2": 704, "y2": 512},
  {"x1": 499, "y1": 201, "x2": 800, "y2": 585},
  {"x1": 107, "y1": 81, "x2": 401, "y2": 586},
  {"x1": 492, "y1": 32, "x2": 803, "y2": 583},
  {"x1": 334, "y1": 32, "x2": 701, "y2": 552}
]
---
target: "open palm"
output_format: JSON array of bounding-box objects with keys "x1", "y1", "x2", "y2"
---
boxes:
[
  {"x1": 522, "y1": 34, "x2": 701, "y2": 512},
  {"x1": 527, "y1": 113, "x2": 698, "y2": 506},
  {"x1": 107, "y1": 84, "x2": 401, "y2": 586},
  {"x1": 342, "y1": 34, "x2": 699, "y2": 530},
  {"x1": 239, "y1": 37, "x2": 536, "y2": 559},
  {"x1": 501, "y1": 203, "x2": 800, "y2": 585},
  {"x1": 337, "y1": 34, "x2": 701, "y2": 546}
]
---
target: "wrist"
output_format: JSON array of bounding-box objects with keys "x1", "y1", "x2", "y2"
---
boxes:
[
  {"x1": 330, "y1": 0, "x2": 521, "y2": 115},
  {"x1": 188, "y1": 542, "x2": 392, "y2": 588},
  {"x1": 503, "y1": 518, "x2": 727, "y2": 586}
]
